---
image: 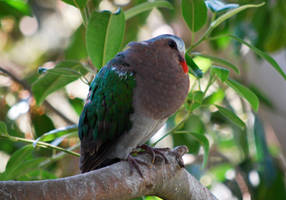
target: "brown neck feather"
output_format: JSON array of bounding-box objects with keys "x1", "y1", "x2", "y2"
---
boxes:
[{"x1": 125, "y1": 43, "x2": 190, "y2": 119}]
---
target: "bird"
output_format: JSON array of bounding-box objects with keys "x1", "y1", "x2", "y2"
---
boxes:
[{"x1": 78, "y1": 34, "x2": 190, "y2": 174}]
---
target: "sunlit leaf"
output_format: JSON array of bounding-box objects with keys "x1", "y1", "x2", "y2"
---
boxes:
[
  {"x1": 125, "y1": 0, "x2": 173, "y2": 20},
  {"x1": 211, "y1": 66, "x2": 229, "y2": 82},
  {"x1": 32, "y1": 61, "x2": 87, "y2": 105},
  {"x1": 193, "y1": 56, "x2": 212, "y2": 73},
  {"x1": 185, "y1": 54, "x2": 203, "y2": 78},
  {"x1": 86, "y1": 9, "x2": 125, "y2": 69},
  {"x1": 182, "y1": 0, "x2": 207, "y2": 32},
  {"x1": 39, "y1": 68, "x2": 83, "y2": 77},
  {"x1": 202, "y1": 89, "x2": 225, "y2": 105},
  {"x1": 215, "y1": 105, "x2": 246, "y2": 129},
  {"x1": 226, "y1": 78, "x2": 259, "y2": 112},
  {"x1": 0, "y1": 0, "x2": 31, "y2": 17},
  {"x1": 0, "y1": 121, "x2": 8, "y2": 135},
  {"x1": 33, "y1": 125, "x2": 78, "y2": 146},
  {"x1": 192, "y1": 53, "x2": 240, "y2": 74},
  {"x1": 205, "y1": 0, "x2": 238, "y2": 13},
  {"x1": 230, "y1": 35, "x2": 286, "y2": 80}
]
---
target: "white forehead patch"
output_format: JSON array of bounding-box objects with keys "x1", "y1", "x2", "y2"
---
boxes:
[{"x1": 164, "y1": 35, "x2": 185, "y2": 54}]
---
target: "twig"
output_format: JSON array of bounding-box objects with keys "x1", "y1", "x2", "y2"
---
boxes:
[
  {"x1": 39, "y1": 143, "x2": 80, "y2": 168},
  {"x1": 0, "y1": 135, "x2": 80, "y2": 157}
]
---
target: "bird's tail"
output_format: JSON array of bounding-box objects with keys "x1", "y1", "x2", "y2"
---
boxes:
[{"x1": 79, "y1": 142, "x2": 119, "y2": 173}]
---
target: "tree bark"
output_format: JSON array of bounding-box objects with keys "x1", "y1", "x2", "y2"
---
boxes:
[{"x1": 0, "y1": 146, "x2": 217, "y2": 200}]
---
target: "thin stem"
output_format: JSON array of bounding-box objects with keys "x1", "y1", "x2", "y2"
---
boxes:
[
  {"x1": 152, "y1": 113, "x2": 190, "y2": 146},
  {"x1": 211, "y1": 12, "x2": 216, "y2": 25},
  {"x1": 190, "y1": 80, "x2": 197, "y2": 93},
  {"x1": 203, "y1": 73, "x2": 215, "y2": 97},
  {"x1": 0, "y1": 135, "x2": 80, "y2": 157},
  {"x1": 40, "y1": 143, "x2": 80, "y2": 168},
  {"x1": 73, "y1": 0, "x2": 88, "y2": 27},
  {"x1": 187, "y1": 12, "x2": 217, "y2": 53},
  {"x1": 189, "y1": 27, "x2": 211, "y2": 52}
]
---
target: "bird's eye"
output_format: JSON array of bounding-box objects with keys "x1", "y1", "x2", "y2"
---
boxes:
[{"x1": 168, "y1": 40, "x2": 177, "y2": 49}]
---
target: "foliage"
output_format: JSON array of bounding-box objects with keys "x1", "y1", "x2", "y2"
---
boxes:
[{"x1": 0, "y1": 0, "x2": 286, "y2": 199}]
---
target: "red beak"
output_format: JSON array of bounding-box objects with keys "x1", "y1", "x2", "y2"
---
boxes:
[{"x1": 180, "y1": 59, "x2": 188, "y2": 74}]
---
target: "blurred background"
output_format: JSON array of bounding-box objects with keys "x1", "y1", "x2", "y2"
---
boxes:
[{"x1": 0, "y1": 0, "x2": 286, "y2": 199}]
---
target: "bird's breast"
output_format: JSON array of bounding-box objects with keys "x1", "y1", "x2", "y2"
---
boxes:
[{"x1": 134, "y1": 71, "x2": 189, "y2": 119}]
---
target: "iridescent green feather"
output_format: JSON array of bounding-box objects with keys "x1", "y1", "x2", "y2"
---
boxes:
[{"x1": 78, "y1": 66, "x2": 136, "y2": 144}]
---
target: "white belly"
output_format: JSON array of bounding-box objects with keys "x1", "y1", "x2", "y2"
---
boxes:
[{"x1": 108, "y1": 112, "x2": 166, "y2": 159}]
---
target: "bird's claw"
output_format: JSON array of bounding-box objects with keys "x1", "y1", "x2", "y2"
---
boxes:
[
  {"x1": 138, "y1": 144, "x2": 170, "y2": 164},
  {"x1": 127, "y1": 155, "x2": 149, "y2": 178}
]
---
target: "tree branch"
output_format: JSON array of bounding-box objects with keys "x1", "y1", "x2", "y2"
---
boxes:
[{"x1": 0, "y1": 146, "x2": 217, "y2": 200}]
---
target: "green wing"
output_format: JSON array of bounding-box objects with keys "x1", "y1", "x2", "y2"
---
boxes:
[{"x1": 78, "y1": 65, "x2": 135, "y2": 172}]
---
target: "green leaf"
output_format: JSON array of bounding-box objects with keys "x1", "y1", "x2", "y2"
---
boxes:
[
  {"x1": 192, "y1": 53, "x2": 240, "y2": 74},
  {"x1": 125, "y1": 0, "x2": 173, "y2": 20},
  {"x1": 65, "y1": 25, "x2": 87, "y2": 60},
  {"x1": 0, "y1": 0, "x2": 32, "y2": 17},
  {"x1": 253, "y1": 115, "x2": 269, "y2": 163},
  {"x1": 3, "y1": 145, "x2": 33, "y2": 180},
  {"x1": 33, "y1": 125, "x2": 78, "y2": 145},
  {"x1": 32, "y1": 114, "x2": 55, "y2": 138},
  {"x1": 182, "y1": 0, "x2": 207, "y2": 32},
  {"x1": 215, "y1": 105, "x2": 246, "y2": 129},
  {"x1": 205, "y1": 0, "x2": 238, "y2": 13},
  {"x1": 226, "y1": 78, "x2": 259, "y2": 112},
  {"x1": 0, "y1": 121, "x2": 8, "y2": 135},
  {"x1": 4, "y1": 157, "x2": 45, "y2": 180},
  {"x1": 211, "y1": 66, "x2": 229, "y2": 82},
  {"x1": 202, "y1": 89, "x2": 225, "y2": 105},
  {"x1": 62, "y1": 0, "x2": 87, "y2": 8},
  {"x1": 39, "y1": 67, "x2": 84, "y2": 78},
  {"x1": 209, "y1": 163, "x2": 232, "y2": 182},
  {"x1": 68, "y1": 97, "x2": 84, "y2": 115},
  {"x1": 249, "y1": 85, "x2": 273, "y2": 109},
  {"x1": 32, "y1": 61, "x2": 87, "y2": 105},
  {"x1": 187, "y1": 91, "x2": 204, "y2": 111},
  {"x1": 210, "y1": 2, "x2": 265, "y2": 30},
  {"x1": 173, "y1": 115, "x2": 205, "y2": 154},
  {"x1": 175, "y1": 131, "x2": 209, "y2": 168},
  {"x1": 86, "y1": 9, "x2": 125, "y2": 69},
  {"x1": 230, "y1": 35, "x2": 286, "y2": 80},
  {"x1": 185, "y1": 53, "x2": 203, "y2": 78}
]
